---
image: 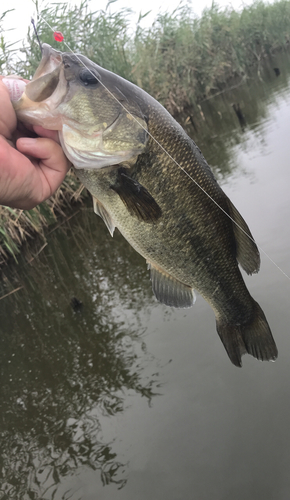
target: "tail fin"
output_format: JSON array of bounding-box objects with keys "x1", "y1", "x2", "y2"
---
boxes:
[{"x1": 216, "y1": 301, "x2": 278, "y2": 367}]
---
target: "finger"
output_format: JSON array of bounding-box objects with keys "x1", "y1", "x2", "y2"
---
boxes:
[
  {"x1": 17, "y1": 137, "x2": 70, "y2": 172},
  {"x1": 0, "y1": 136, "x2": 37, "y2": 208},
  {"x1": 17, "y1": 137, "x2": 71, "y2": 199},
  {"x1": 0, "y1": 81, "x2": 17, "y2": 138},
  {"x1": 0, "y1": 75, "x2": 29, "y2": 83},
  {"x1": 0, "y1": 135, "x2": 30, "y2": 175},
  {"x1": 1, "y1": 77, "x2": 27, "y2": 101},
  {"x1": 33, "y1": 125, "x2": 60, "y2": 143}
]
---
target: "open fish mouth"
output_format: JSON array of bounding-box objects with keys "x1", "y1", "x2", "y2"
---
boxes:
[
  {"x1": 12, "y1": 44, "x2": 67, "y2": 129},
  {"x1": 24, "y1": 44, "x2": 62, "y2": 102},
  {"x1": 24, "y1": 65, "x2": 60, "y2": 102},
  {"x1": 32, "y1": 44, "x2": 62, "y2": 80}
]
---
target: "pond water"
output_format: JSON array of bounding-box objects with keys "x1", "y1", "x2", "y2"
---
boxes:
[{"x1": 0, "y1": 52, "x2": 290, "y2": 499}]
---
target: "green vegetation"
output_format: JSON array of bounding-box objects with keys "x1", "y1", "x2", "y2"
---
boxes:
[{"x1": 1, "y1": 0, "x2": 290, "y2": 263}]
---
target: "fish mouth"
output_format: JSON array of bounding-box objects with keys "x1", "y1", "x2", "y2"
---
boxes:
[
  {"x1": 13, "y1": 44, "x2": 66, "y2": 129},
  {"x1": 24, "y1": 44, "x2": 62, "y2": 102}
]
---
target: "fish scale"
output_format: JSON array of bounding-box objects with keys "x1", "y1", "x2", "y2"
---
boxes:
[
  {"x1": 13, "y1": 43, "x2": 278, "y2": 367},
  {"x1": 78, "y1": 124, "x2": 256, "y2": 323}
]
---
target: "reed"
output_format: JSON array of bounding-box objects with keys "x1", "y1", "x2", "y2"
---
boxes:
[
  {"x1": 1, "y1": 0, "x2": 290, "y2": 264},
  {"x1": 132, "y1": 1, "x2": 290, "y2": 112}
]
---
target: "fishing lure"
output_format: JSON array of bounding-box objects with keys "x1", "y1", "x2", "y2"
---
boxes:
[{"x1": 54, "y1": 31, "x2": 64, "y2": 42}]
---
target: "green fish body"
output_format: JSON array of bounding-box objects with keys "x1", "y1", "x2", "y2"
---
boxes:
[{"x1": 13, "y1": 44, "x2": 278, "y2": 366}]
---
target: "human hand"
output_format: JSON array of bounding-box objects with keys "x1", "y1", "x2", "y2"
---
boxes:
[{"x1": 0, "y1": 77, "x2": 70, "y2": 210}]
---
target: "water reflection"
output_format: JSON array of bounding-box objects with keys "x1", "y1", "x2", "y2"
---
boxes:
[
  {"x1": 0, "y1": 212, "x2": 159, "y2": 499},
  {"x1": 181, "y1": 51, "x2": 290, "y2": 179}
]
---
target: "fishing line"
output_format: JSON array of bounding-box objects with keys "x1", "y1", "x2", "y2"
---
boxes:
[
  {"x1": 31, "y1": 18, "x2": 42, "y2": 53},
  {"x1": 36, "y1": 13, "x2": 290, "y2": 281}
]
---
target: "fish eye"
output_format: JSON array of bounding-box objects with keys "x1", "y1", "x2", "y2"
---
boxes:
[{"x1": 79, "y1": 69, "x2": 100, "y2": 86}]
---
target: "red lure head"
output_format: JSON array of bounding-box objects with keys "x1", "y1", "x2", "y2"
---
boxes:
[{"x1": 53, "y1": 31, "x2": 64, "y2": 42}]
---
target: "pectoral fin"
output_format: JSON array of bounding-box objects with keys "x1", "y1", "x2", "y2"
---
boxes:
[
  {"x1": 93, "y1": 197, "x2": 115, "y2": 237},
  {"x1": 148, "y1": 262, "x2": 195, "y2": 308},
  {"x1": 110, "y1": 168, "x2": 162, "y2": 222}
]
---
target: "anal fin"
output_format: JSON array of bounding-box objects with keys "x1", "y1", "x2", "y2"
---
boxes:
[
  {"x1": 93, "y1": 196, "x2": 115, "y2": 237},
  {"x1": 148, "y1": 262, "x2": 195, "y2": 308}
]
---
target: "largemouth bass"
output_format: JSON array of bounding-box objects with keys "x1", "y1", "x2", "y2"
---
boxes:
[{"x1": 13, "y1": 43, "x2": 278, "y2": 367}]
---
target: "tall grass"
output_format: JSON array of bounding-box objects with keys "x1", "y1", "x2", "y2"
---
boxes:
[
  {"x1": 1, "y1": 0, "x2": 290, "y2": 264},
  {"x1": 16, "y1": 0, "x2": 133, "y2": 79},
  {"x1": 132, "y1": 1, "x2": 290, "y2": 113}
]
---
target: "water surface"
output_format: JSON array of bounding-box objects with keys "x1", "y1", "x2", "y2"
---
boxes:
[{"x1": 0, "y1": 53, "x2": 290, "y2": 499}]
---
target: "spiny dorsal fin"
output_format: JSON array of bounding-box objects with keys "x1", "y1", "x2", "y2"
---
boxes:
[
  {"x1": 110, "y1": 168, "x2": 162, "y2": 223},
  {"x1": 93, "y1": 196, "x2": 115, "y2": 237},
  {"x1": 227, "y1": 198, "x2": 260, "y2": 275},
  {"x1": 148, "y1": 262, "x2": 195, "y2": 308}
]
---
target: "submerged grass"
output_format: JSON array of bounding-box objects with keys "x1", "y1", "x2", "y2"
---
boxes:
[{"x1": 1, "y1": 0, "x2": 290, "y2": 263}]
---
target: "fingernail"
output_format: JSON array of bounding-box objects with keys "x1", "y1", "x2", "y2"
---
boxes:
[{"x1": 18, "y1": 138, "x2": 37, "y2": 147}]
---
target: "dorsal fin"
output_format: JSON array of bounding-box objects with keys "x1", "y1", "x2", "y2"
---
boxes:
[
  {"x1": 227, "y1": 199, "x2": 260, "y2": 275},
  {"x1": 148, "y1": 262, "x2": 195, "y2": 308}
]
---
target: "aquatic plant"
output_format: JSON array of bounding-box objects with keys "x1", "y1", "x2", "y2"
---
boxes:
[{"x1": 132, "y1": 0, "x2": 290, "y2": 112}]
